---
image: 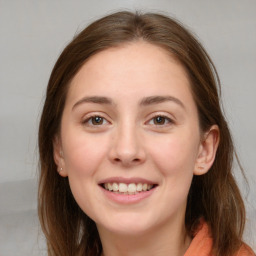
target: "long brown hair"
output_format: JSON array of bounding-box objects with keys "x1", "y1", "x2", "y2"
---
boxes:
[{"x1": 38, "y1": 11, "x2": 245, "y2": 256}]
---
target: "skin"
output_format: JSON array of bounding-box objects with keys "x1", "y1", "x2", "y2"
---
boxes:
[{"x1": 54, "y1": 42, "x2": 219, "y2": 256}]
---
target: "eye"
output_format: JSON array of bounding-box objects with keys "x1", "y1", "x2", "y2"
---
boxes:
[
  {"x1": 148, "y1": 115, "x2": 173, "y2": 126},
  {"x1": 83, "y1": 115, "x2": 108, "y2": 126}
]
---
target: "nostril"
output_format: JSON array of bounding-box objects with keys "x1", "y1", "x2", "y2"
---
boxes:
[{"x1": 113, "y1": 157, "x2": 141, "y2": 165}]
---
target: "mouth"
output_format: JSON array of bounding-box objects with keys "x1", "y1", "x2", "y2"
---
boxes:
[{"x1": 100, "y1": 182, "x2": 157, "y2": 195}]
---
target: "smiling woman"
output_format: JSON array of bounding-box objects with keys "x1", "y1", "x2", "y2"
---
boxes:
[{"x1": 38, "y1": 11, "x2": 255, "y2": 256}]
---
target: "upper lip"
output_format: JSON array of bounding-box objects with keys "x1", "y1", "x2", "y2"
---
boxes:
[{"x1": 98, "y1": 176, "x2": 157, "y2": 185}]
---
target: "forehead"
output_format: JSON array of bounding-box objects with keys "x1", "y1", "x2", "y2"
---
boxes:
[
  {"x1": 74, "y1": 41, "x2": 186, "y2": 77},
  {"x1": 66, "y1": 41, "x2": 194, "y2": 107}
]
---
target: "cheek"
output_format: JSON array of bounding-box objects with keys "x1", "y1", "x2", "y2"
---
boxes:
[
  {"x1": 62, "y1": 130, "x2": 110, "y2": 178},
  {"x1": 148, "y1": 133, "x2": 199, "y2": 213},
  {"x1": 148, "y1": 132, "x2": 199, "y2": 177},
  {"x1": 61, "y1": 131, "x2": 111, "y2": 218}
]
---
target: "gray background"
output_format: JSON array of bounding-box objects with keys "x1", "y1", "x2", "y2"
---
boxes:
[{"x1": 0, "y1": 0, "x2": 255, "y2": 255}]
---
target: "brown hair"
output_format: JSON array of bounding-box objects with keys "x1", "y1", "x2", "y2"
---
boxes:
[{"x1": 38, "y1": 11, "x2": 245, "y2": 256}]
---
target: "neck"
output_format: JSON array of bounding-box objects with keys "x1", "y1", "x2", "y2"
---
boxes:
[{"x1": 98, "y1": 217, "x2": 191, "y2": 256}]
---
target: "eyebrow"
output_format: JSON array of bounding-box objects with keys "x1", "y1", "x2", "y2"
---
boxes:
[
  {"x1": 72, "y1": 96, "x2": 113, "y2": 110},
  {"x1": 139, "y1": 96, "x2": 185, "y2": 109},
  {"x1": 72, "y1": 95, "x2": 185, "y2": 110}
]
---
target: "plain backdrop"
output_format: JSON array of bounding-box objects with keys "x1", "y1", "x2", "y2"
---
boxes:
[{"x1": 0, "y1": 0, "x2": 255, "y2": 255}]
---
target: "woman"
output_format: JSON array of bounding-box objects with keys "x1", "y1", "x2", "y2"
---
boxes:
[{"x1": 38, "y1": 11, "x2": 255, "y2": 256}]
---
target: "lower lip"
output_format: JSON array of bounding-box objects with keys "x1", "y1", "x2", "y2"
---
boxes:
[{"x1": 99, "y1": 186, "x2": 156, "y2": 204}]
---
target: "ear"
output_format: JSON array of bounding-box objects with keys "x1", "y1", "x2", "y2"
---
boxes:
[
  {"x1": 53, "y1": 135, "x2": 68, "y2": 177},
  {"x1": 194, "y1": 125, "x2": 220, "y2": 175}
]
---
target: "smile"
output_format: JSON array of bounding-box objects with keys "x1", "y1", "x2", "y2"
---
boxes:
[
  {"x1": 99, "y1": 177, "x2": 158, "y2": 204},
  {"x1": 102, "y1": 182, "x2": 154, "y2": 194}
]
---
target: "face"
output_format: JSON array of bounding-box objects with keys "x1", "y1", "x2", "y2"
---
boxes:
[{"x1": 54, "y1": 42, "x2": 217, "y2": 237}]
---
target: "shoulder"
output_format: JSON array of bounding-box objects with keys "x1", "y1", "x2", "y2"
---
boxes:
[
  {"x1": 236, "y1": 243, "x2": 255, "y2": 256},
  {"x1": 184, "y1": 221, "x2": 213, "y2": 256},
  {"x1": 185, "y1": 220, "x2": 255, "y2": 256}
]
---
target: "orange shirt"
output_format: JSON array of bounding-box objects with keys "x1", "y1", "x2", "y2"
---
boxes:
[{"x1": 184, "y1": 221, "x2": 255, "y2": 256}]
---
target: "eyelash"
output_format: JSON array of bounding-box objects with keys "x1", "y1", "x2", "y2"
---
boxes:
[
  {"x1": 147, "y1": 115, "x2": 174, "y2": 126},
  {"x1": 82, "y1": 115, "x2": 109, "y2": 126},
  {"x1": 82, "y1": 114, "x2": 174, "y2": 128}
]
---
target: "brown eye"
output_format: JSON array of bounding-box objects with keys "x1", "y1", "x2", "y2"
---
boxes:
[
  {"x1": 83, "y1": 115, "x2": 108, "y2": 126},
  {"x1": 91, "y1": 116, "x2": 104, "y2": 125},
  {"x1": 147, "y1": 115, "x2": 173, "y2": 127},
  {"x1": 153, "y1": 116, "x2": 166, "y2": 125},
  {"x1": 147, "y1": 115, "x2": 173, "y2": 126},
  {"x1": 152, "y1": 116, "x2": 172, "y2": 125}
]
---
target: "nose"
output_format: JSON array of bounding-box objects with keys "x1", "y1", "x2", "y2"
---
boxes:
[{"x1": 108, "y1": 122, "x2": 146, "y2": 167}]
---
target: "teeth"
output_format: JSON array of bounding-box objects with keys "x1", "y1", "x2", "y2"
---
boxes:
[
  {"x1": 112, "y1": 183, "x2": 118, "y2": 192},
  {"x1": 128, "y1": 183, "x2": 136, "y2": 193},
  {"x1": 137, "y1": 183, "x2": 142, "y2": 191},
  {"x1": 119, "y1": 183, "x2": 128, "y2": 193},
  {"x1": 107, "y1": 183, "x2": 113, "y2": 191},
  {"x1": 103, "y1": 182, "x2": 154, "y2": 194}
]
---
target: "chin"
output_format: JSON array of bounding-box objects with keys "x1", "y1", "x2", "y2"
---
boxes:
[{"x1": 96, "y1": 213, "x2": 155, "y2": 237}]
